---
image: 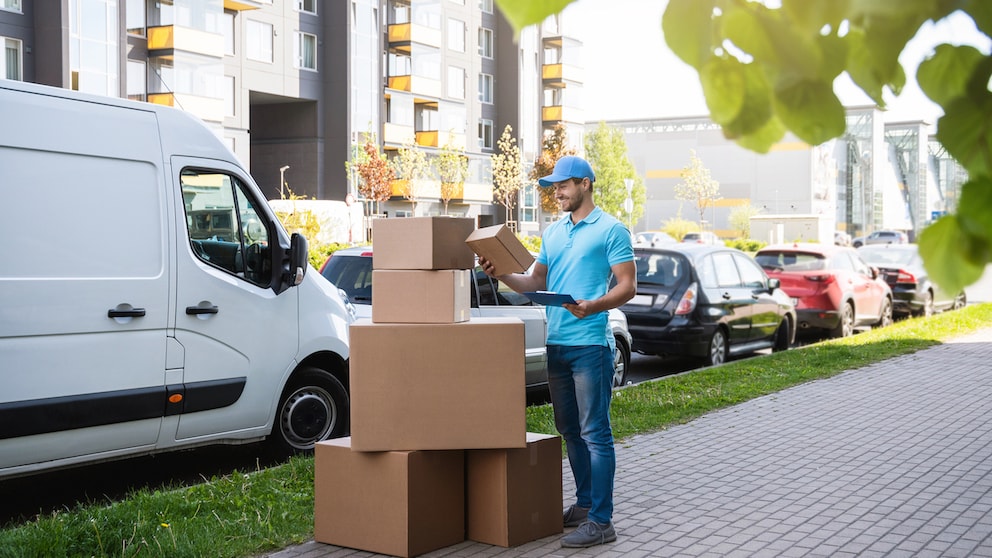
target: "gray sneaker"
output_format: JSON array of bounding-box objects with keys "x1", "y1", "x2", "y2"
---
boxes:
[
  {"x1": 562, "y1": 504, "x2": 589, "y2": 527},
  {"x1": 560, "y1": 520, "x2": 617, "y2": 548}
]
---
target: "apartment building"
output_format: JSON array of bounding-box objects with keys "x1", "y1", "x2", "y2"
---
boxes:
[{"x1": 0, "y1": 0, "x2": 584, "y2": 238}]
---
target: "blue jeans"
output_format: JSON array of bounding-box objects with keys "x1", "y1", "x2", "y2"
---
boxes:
[{"x1": 547, "y1": 344, "x2": 616, "y2": 524}]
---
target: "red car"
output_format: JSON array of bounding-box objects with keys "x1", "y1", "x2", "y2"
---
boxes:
[{"x1": 754, "y1": 243, "x2": 893, "y2": 338}]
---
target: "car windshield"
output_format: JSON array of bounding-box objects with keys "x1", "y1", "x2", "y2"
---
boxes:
[
  {"x1": 859, "y1": 247, "x2": 915, "y2": 266},
  {"x1": 634, "y1": 252, "x2": 684, "y2": 287},
  {"x1": 319, "y1": 253, "x2": 373, "y2": 302},
  {"x1": 754, "y1": 251, "x2": 826, "y2": 271}
]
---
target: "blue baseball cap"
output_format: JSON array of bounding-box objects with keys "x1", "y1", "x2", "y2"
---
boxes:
[{"x1": 538, "y1": 156, "x2": 596, "y2": 187}]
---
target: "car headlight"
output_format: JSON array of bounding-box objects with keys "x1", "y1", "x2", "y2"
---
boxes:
[{"x1": 338, "y1": 288, "x2": 357, "y2": 321}]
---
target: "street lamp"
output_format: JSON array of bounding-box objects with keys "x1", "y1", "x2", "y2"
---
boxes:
[
  {"x1": 623, "y1": 178, "x2": 634, "y2": 232},
  {"x1": 279, "y1": 165, "x2": 290, "y2": 198}
]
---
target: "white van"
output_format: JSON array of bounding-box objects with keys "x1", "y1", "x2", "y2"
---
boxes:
[{"x1": 0, "y1": 80, "x2": 354, "y2": 478}]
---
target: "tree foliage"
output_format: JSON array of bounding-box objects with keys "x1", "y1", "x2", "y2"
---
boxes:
[
  {"x1": 584, "y1": 121, "x2": 645, "y2": 228},
  {"x1": 344, "y1": 131, "x2": 392, "y2": 215},
  {"x1": 675, "y1": 150, "x2": 721, "y2": 227},
  {"x1": 437, "y1": 135, "x2": 469, "y2": 215},
  {"x1": 530, "y1": 123, "x2": 577, "y2": 215},
  {"x1": 728, "y1": 202, "x2": 762, "y2": 239},
  {"x1": 491, "y1": 125, "x2": 524, "y2": 228},
  {"x1": 392, "y1": 139, "x2": 432, "y2": 213},
  {"x1": 493, "y1": 0, "x2": 992, "y2": 295}
]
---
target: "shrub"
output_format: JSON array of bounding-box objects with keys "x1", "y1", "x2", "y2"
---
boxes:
[
  {"x1": 517, "y1": 233, "x2": 542, "y2": 254},
  {"x1": 726, "y1": 238, "x2": 767, "y2": 253},
  {"x1": 308, "y1": 242, "x2": 353, "y2": 270}
]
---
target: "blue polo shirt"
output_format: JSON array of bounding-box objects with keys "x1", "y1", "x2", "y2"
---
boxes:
[{"x1": 537, "y1": 206, "x2": 634, "y2": 347}]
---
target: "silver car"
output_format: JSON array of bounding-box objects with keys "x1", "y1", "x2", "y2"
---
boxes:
[{"x1": 319, "y1": 246, "x2": 634, "y2": 389}]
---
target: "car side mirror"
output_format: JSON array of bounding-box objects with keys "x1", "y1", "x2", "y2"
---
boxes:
[
  {"x1": 870, "y1": 266, "x2": 879, "y2": 279},
  {"x1": 768, "y1": 277, "x2": 780, "y2": 292}
]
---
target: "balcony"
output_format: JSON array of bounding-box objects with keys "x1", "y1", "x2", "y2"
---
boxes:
[
  {"x1": 542, "y1": 63, "x2": 584, "y2": 87},
  {"x1": 415, "y1": 130, "x2": 466, "y2": 149},
  {"x1": 387, "y1": 23, "x2": 442, "y2": 51},
  {"x1": 147, "y1": 25, "x2": 223, "y2": 58},
  {"x1": 383, "y1": 122, "x2": 416, "y2": 146},
  {"x1": 148, "y1": 93, "x2": 224, "y2": 123},
  {"x1": 223, "y1": 0, "x2": 265, "y2": 10},
  {"x1": 387, "y1": 75, "x2": 442, "y2": 98},
  {"x1": 542, "y1": 105, "x2": 584, "y2": 124},
  {"x1": 388, "y1": 179, "x2": 492, "y2": 203}
]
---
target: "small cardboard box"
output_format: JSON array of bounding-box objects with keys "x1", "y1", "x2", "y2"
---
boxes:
[
  {"x1": 314, "y1": 438, "x2": 465, "y2": 558},
  {"x1": 372, "y1": 269, "x2": 471, "y2": 323},
  {"x1": 465, "y1": 224, "x2": 535, "y2": 275},
  {"x1": 466, "y1": 433, "x2": 564, "y2": 547},
  {"x1": 373, "y1": 216, "x2": 476, "y2": 270},
  {"x1": 349, "y1": 317, "x2": 527, "y2": 451}
]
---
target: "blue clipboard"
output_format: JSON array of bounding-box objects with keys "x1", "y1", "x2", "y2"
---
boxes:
[{"x1": 523, "y1": 291, "x2": 577, "y2": 306}]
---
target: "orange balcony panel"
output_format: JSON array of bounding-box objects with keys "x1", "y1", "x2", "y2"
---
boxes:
[
  {"x1": 390, "y1": 179, "x2": 409, "y2": 197},
  {"x1": 416, "y1": 131, "x2": 439, "y2": 147},
  {"x1": 542, "y1": 63, "x2": 563, "y2": 80},
  {"x1": 389, "y1": 75, "x2": 412, "y2": 92},
  {"x1": 388, "y1": 23, "x2": 411, "y2": 43},
  {"x1": 223, "y1": 0, "x2": 264, "y2": 10},
  {"x1": 148, "y1": 93, "x2": 175, "y2": 107},
  {"x1": 542, "y1": 105, "x2": 563, "y2": 122},
  {"x1": 147, "y1": 26, "x2": 175, "y2": 50}
]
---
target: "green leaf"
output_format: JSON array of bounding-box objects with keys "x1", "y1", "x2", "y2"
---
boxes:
[
  {"x1": 735, "y1": 116, "x2": 787, "y2": 153},
  {"x1": 918, "y1": 215, "x2": 987, "y2": 295},
  {"x1": 720, "y1": 63, "x2": 775, "y2": 141},
  {"x1": 936, "y1": 95, "x2": 992, "y2": 177},
  {"x1": 771, "y1": 78, "x2": 846, "y2": 145},
  {"x1": 917, "y1": 44, "x2": 985, "y2": 106},
  {"x1": 955, "y1": 176, "x2": 992, "y2": 243},
  {"x1": 966, "y1": 0, "x2": 992, "y2": 37},
  {"x1": 700, "y1": 56, "x2": 747, "y2": 124},
  {"x1": 845, "y1": 29, "x2": 886, "y2": 104},
  {"x1": 493, "y1": 0, "x2": 575, "y2": 34},
  {"x1": 722, "y1": 5, "x2": 778, "y2": 64},
  {"x1": 782, "y1": 0, "x2": 851, "y2": 34},
  {"x1": 815, "y1": 33, "x2": 849, "y2": 81},
  {"x1": 663, "y1": 0, "x2": 717, "y2": 69}
]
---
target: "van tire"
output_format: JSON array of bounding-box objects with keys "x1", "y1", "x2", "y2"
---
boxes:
[{"x1": 269, "y1": 367, "x2": 349, "y2": 455}]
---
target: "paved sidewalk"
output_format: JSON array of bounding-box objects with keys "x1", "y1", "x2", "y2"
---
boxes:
[{"x1": 270, "y1": 328, "x2": 992, "y2": 557}]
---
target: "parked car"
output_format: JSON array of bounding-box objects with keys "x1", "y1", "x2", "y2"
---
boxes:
[
  {"x1": 619, "y1": 244, "x2": 796, "y2": 367},
  {"x1": 681, "y1": 231, "x2": 722, "y2": 245},
  {"x1": 634, "y1": 230, "x2": 677, "y2": 247},
  {"x1": 857, "y1": 244, "x2": 967, "y2": 317},
  {"x1": 754, "y1": 243, "x2": 893, "y2": 338},
  {"x1": 852, "y1": 230, "x2": 908, "y2": 247},
  {"x1": 319, "y1": 246, "x2": 634, "y2": 388},
  {"x1": 834, "y1": 230, "x2": 852, "y2": 246}
]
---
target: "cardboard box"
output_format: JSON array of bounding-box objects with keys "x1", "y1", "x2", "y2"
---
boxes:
[
  {"x1": 350, "y1": 317, "x2": 527, "y2": 451},
  {"x1": 466, "y1": 432, "x2": 564, "y2": 547},
  {"x1": 373, "y1": 216, "x2": 476, "y2": 270},
  {"x1": 314, "y1": 438, "x2": 465, "y2": 557},
  {"x1": 465, "y1": 224, "x2": 535, "y2": 275},
  {"x1": 372, "y1": 269, "x2": 471, "y2": 323}
]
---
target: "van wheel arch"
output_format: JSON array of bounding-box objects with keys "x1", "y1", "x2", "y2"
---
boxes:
[{"x1": 268, "y1": 365, "x2": 350, "y2": 455}]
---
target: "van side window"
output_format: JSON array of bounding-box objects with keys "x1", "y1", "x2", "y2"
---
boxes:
[{"x1": 181, "y1": 169, "x2": 271, "y2": 287}]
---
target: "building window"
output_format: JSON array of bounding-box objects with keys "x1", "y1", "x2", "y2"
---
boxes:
[
  {"x1": 296, "y1": 0, "x2": 316, "y2": 14},
  {"x1": 520, "y1": 184, "x2": 538, "y2": 223},
  {"x1": 295, "y1": 31, "x2": 317, "y2": 70},
  {"x1": 478, "y1": 27, "x2": 493, "y2": 58},
  {"x1": 126, "y1": 0, "x2": 145, "y2": 35},
  {"x1": 223, "y1": 12, "x2": 235, "y2": 55},
  {"x1": 2, "y1": 37, "x2": 21, "y2": 81},
  {"x1": 224, "y1": 75, "x2": 235, "y2": 116},
  {"x1": 447, "y1": 18, "x2": 465, "y2": 52},
  {"x1": 126, "y1": 60, "x2": 145, "y2": 100},
  {"x1": 246, "y1": 20, "x2": 273, "y2": 62},
  {"x1": 479, "y1": 118, "x2": 494, "y2": 149},
  {"x1": 478, "y1": 73, "x2": 493, "y2": 104},
  {"x1": 479, "y1": 0, "x2": 493, "y2": 13},
  {"x1": 0, "y1": 0, "x2": 21, "y2": 13},
  {"x1": 447, "y1": 66, "x2": 465, "y2": 99}
]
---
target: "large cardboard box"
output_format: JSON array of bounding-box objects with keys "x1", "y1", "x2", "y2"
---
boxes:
[
  {"x1": 371, "y1": 269, "x2": 471, "y2": 323},
  {"x1": 466, "y1": 433, "x2": 564, "y2": 547},
  {"x1": 350, "y1": 317, "x2": 527, "y2": 451},
  {"x1": 465, "y1": 224, "x2": 535, "y2": 275},
  {"x1": 373, "y1": 216, "x2": 476, "y2": 270},
  {"x1": 314, "y1": 438, "x2": 465, "y2": 557}
]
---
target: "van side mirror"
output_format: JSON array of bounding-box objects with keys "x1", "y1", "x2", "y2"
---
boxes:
[{"x1": 288, "y1": 233, "x2": 308, "y2": 286}]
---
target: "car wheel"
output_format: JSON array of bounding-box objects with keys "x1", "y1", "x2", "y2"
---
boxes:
[
  {"x1": 953, "y1": 291, "x2": 967, "y2": 310},
  {"x1": 915, "y1": 290, "x2": 934, "y2": 318},
  {"x1": 830, "y1": 302, "x2": 854, "y2": 338},
  {"x1": 611, "y1": 336, "x2": 630, "y2": 388},
  {"x1": 773, "y1": 318, "x2": 791, "y2": 352},
  {"x1": 268, "y1": 366, "x2": 349, "y2": 455},
  {"x1": 876, "y1": 297, "x2": 893, "y2": 328},
  {"x1": 705, "y1": 328, "x2": 728, "y2": 367}
]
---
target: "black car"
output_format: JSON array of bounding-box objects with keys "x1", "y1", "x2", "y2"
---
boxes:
[
  {"x1": 620, "y1": 244, "x2": 796, "y2": 366},
  {"x1": 857, "y1": 244, "x2": 967, "y2": 317}
]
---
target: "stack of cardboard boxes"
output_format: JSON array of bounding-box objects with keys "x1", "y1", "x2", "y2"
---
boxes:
[{"x1": 314, "y1": 217, "x2": 564, "y2": 557}]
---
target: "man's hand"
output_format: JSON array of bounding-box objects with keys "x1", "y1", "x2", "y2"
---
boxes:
[
  {"x1": 478, "y1": 255, "x2": 497, "y2": 278},
  {"x1": 563, "y1": 300, "x2": 593, "y2": 319}
]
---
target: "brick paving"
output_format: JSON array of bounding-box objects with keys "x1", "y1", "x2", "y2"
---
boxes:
[{"x1": 268, "y1": 327, "x2": 992, "y2": 557}]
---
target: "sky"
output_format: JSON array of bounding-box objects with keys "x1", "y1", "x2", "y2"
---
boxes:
[{"x1": 564, "y1": 0, "x2": 991, "y2": 128}]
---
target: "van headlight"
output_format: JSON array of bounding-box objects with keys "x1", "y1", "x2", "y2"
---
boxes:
[{"x1": 338, "y1": 288, "x2": 357, "y2": 320}]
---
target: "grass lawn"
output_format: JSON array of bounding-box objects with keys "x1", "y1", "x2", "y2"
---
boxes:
[{"x1": 3, "y1": 303, "x2": 991, "y2": 558}]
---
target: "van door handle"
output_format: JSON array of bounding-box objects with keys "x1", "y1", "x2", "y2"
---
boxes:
[
  {"x1": 108, "y1": 308, "x2": 146, "y2": 318},
  {"x1": 186, "y1": 305, "x2": 219, "y2": 315}
]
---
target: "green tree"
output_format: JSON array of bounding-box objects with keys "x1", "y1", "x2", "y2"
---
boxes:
[
  {"x1": 491, "y1": 125, "x2": 524, "y2": 229},
  {"x1": 493, "y1": 0, "x2": 992, "y2": 296},
  {"x1": 584, "y1": 121, "x2": 645, "y2": 229},
  {"x1": 392, "y1": 139, "x2": 432, "y2": 214},
  {"x1": 529, "y1": 123, "x2": 577, "y2": 215},
  {"x1": 437, "y1": 134, "x2": 469, "y2": 215},
  {"x1": 728, "y1": 202, "x2": 762, "y2": 239},
  {"x1": 675, "y1": 149, "x2": 721, "y2": 228}
]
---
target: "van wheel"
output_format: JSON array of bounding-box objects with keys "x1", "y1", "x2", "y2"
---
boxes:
[
  {"x1": 612, "y1": 336, "x2": 631, "y2": 388},
  {"x1": 269, "y1": 367, "x2": 349, "y2": 455}
]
